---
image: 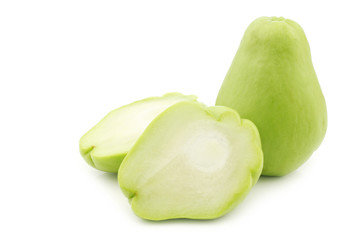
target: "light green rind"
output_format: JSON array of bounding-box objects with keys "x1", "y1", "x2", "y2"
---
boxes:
[
  {"x1": 79, "y1": 93, "x2": 198, "y2": 172},
  {"x1": 118, "y1": 101, "x2": 263, "y2": 220},
  {"x1": 216, "y1": 17, "x2": 327, "y2": 176}
]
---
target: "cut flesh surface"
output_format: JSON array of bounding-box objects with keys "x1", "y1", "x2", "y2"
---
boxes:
[
  {"x1": 118, "y1": 101, "x2": 263, "y2": 220},
  {"x1": 79, "y1": 93, "x2": 197, "y2": 172}
]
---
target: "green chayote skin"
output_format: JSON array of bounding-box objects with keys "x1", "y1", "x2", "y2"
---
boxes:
[{"x1": 216, "y1": 17, "x2": 327, "y2": 176}]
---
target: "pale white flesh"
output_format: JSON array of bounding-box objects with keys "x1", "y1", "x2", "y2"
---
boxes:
[
  {"x1": 118, "y1": 101, "x2": 263, "y2": 220},
  {"x1": 79, "y1": 93, "x2": 197, "y2": 172}
]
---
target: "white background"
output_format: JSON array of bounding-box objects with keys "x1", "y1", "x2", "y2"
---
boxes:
[{"x1": 1, "y1": 0, "x2": 359, "y2": 239}]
